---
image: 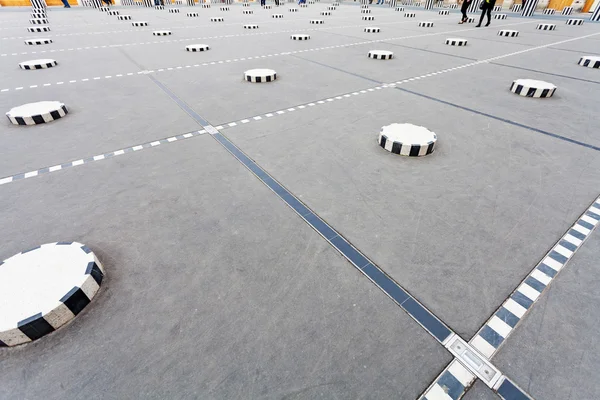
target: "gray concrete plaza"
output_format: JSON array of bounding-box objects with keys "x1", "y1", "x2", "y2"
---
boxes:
[{"x1": 0, "y1": 2, "x2": 599, "y2": 399}]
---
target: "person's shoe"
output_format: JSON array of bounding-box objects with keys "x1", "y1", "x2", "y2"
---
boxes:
[
  {"x1": 485, "y1": 22, "x2": 490, "y2": 26},
  {"x1": 475, "y1": 24, "x2": 481, "y2": 27}
]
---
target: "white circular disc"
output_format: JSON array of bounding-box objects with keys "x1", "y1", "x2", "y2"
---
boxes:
[
  {"x1": 0, "y1": 243, "x2": 104, "y2": 346},
  {"x1": 381, "y1": 123, "x2": 436, "y2": 145},
  {"x1": 513, "y1": 79, "x2": 556, "y2": 90}
]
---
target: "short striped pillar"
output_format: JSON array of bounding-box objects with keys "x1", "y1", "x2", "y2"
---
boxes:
[
  {"x1": 467, "y1": 0, "x2": 481, "y2": 13},
  {"x1": 561, "y1": 6, "x2": 573, "y2": 14},
  {"x1": 142, "y1": 0, "x2": 152, "y2": 6},
  {"x1": 389, "y1": 0, "x2": 397, "y2": 7},
  {"x1": 521, "y1": 0, "x2": 538, "y2": 16},
  {"x1": 361, "y1": 0, "x2": 368, "y2": 4},
  {"x1": 402, "y1": 0, "x2": 413, "y2": 5},
  {"x1": 121, "y1": 0, "x2": 134, "y2": 5},
  {"x1": 591, "y1": 5, "x2": 600, "y2": 21},
  {"x1": 511, "y1": 3, "x2": 521, "y2": 12},
  {"x1": 30, "y1": 0, "x2": 47, "y2": 9},
  {"x1": 186, "y1": 0, "x2": 195, "y2": 5},
  {"x1": 423, "y1": 0, "x2": 434, "y2": 9}
]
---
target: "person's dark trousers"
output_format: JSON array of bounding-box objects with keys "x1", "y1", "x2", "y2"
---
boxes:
[
  {"x1": 261, "y1": 0, "x2": 265, "y2": 5},
  {"x1": 61, "y1": 0, "x2": 71, "y2": 7},
  {"x1": 102, "y1": 0, "x2": 111, "y2": 5},
  {"x1": 478, "y1": 2, "x2": 493, "y2": 25},
  {"x1": 460, "y1": 0, "x2": 471, "y2": 20}
]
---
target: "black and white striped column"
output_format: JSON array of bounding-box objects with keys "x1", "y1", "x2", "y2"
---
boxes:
[
  {"x1": 424, "y1": 0, "x2": 434, "y2": 9},
  {"x1": 511, "y1": 3, "x2": 522, "y2": 12},
  {"x1": 591, "y1": 4, "x2": 600, "y2": 21},
  {"x1": 30, "y1": 0, "x2": 47, "y2": 10},
  {"x1": 389, "y1": 0, "x2": 397, "y2": 7},
  {"x1": 521, "y1": 0, "x2": 538, "y2": 16},
  {"x1": 561, "y1": 6, "x2": 573, "y2": 14},
  {"x1": 467, "y1": 0, "x2": 481, "y2": 13}
]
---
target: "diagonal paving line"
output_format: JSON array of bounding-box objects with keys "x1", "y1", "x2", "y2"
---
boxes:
[
  {"x1": 419, "y1": 196, "x2": 600, "y2": 400},
  {"x1": 0, "y1": 19, "x2": 539, "y2": 93}
]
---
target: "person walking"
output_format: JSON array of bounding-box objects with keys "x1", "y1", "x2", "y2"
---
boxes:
[
  {"x1": 458, "y1": 0, "x2": 472, "y2": 23},
  {"x1": 476, "y1": 0, "x2": 495, "y2": 27},
  {"x1": 261, "y1": 0, "x2": 265, "y2": 5},
  {"x1": 61, "y1": 0, "x2": 71, "y2": 7}
]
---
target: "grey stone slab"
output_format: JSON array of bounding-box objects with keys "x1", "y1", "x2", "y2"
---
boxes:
[
  {"x1": 0, "y1": 135, "x2": 451, "y2": 400},
  {"x1": 0, "y1": 76, "x2": 199, "y2": 177},
  {"x1": 154, "y1": 53, "x2": 377, "y2": 124},
  {"x1": 400, "y1": 61, "x2": 600, "y2": 149},
  {"x1": 490, "y1": 46, "x2": 600, "y2": 85},
  {"x1": 463, "y1": 379, "x2": 498, "y2": 400},
  {"x1": 491, "y1": 229, "x2": 600, "y2": 400},
  {"x1": 222, "y1": 86, "x2": 600, "y2": 337},
  {"x1": 0, "y1": 48, "x2": 139, "y2": 90}
]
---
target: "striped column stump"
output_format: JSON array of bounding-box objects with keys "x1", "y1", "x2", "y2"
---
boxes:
[
  {"x1": 578, "y1": 55, "x2": 600, "y2": 69},
  {"x1": 378, "y1": 123, "x2": 437, "y2": 157},
  {"x1": 0, "y1": 242, "x2": 103, "y2": 347},
  {"x1": 368, "y1": 50, "x2": 394, "y2": 59},
  {"x1": 244, "y1": 68, "x2": 277, "y2": 83},
  {"x1": 510, "y1": 79, "x2": 556, "y2": 98}
]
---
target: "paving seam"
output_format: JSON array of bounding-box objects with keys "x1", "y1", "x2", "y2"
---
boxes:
[
  {"x1": 0, "y1": 19, "x2": 542, "y2": 93},
  {"x1": 2, "y1": 29, "x2": 597, "y2": 183},
  {"x1": 395, "y1": 87, "x2": 600, "y2": 152},
  {"x1": 488, "y1": 62, "x2": 600, "y2": 85},
  {"x1": 419, "y1": 196, "x2": 600, "y2": 400}
]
